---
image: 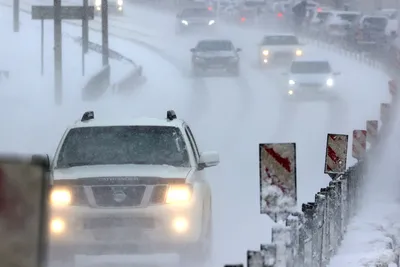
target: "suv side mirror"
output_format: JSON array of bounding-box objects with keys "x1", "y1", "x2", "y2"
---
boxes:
[
  {"x1": 198, "y1": 151, "x2": 220, "y2": 169},
  {"x1": 333, "y1": 71, "x2": 341, "y2": 76},
  {"x1": 236, "y1": 48, "x2": 242, "y2": 52},
  {"x1": 190, "y1": 48, "x2": 196, "y2": 52}
]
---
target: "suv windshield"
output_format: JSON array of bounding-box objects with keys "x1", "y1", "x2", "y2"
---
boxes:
[
  {"x1": 181, "y1": 8, "x2": 214, "y2": 17},
  {"x1": 56, "y1": 126, "x2": 190, "y2": 168},
  {"x1": 262, "y1": 35, "x2": 299, "y2": 45},
  {"x1": 196, "y1": 40, "x2": 233, "y2": 51},
  {"x1": 291, "y1": 61, "x2": 331, "y2": 74}
]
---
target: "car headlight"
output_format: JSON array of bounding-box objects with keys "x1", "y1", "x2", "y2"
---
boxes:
[
  {"x1": 50, "y1": 188, "x2": 72, "y2": 207},
  {"x1": 95, "y1": 0, "x2": 101, "y2": 6},
  {"x1": 117, "y1": 0, "x2": 123, "y2": 5},
  {"x1": 181, "y1": 20, "x2": 189, "y2": 25},
  {"x1": 326, "y1": 78, "x2": 334, "y2": 87},
  {"x1": 289, "y1": 79, "x2": 295, "y2": 85},
  {"x1": 295, "y1": 49, "x2": 303, "y2": 56},
  {"x1": 208, "y1": 20, "x2": 215, "y2": 25},
  {"x1": 262, "y1": 50, "x2": 269, "y2": 56},
  {"x1": 165, "y1": 184, "x2": 192, "y2": 204}
]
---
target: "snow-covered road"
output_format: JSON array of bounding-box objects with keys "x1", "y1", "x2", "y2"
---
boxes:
[{"x1": 0, "y1": 0, "x2": 394, "y2": 265}]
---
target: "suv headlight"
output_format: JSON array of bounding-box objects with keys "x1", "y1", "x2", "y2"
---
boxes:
[
  {"x1": 166, "y1": 184, "x2": 192, "y2": 204},
  {"x1": 117, "y1": 0, "x2": 123, "y2": 5},
  {"x1": 295, "y1": 49, "x2": 303, "y2": 56},
  {"x1": 208, "y1": 20, "x2": 215, "y2": 25},
  {"x1": 181, "y1": 20, "x2": 189, "y2": 25},
  {"x1": 289, "y1": 79, "x2": 295, "y2": 85},
  {"x1": 326, "y1": 78, "x2": 334, "y2": 87},
  {"x1": 95, "y1": 0, "x2": 101, "y2": 6},
  {"x1": 262, "y1": 50, "x2": 269, "y2": 56},
  {"x1": 51, "y1": 188, "x2": 72, "y2": 207}
]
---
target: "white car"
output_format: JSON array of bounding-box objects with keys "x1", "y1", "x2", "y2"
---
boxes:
[
  {"x1": 259, "y1": 34, "x2": 303, "y2": 66},
  {"x1": 176, "y1": 7, "x2": 217, "y2": 34},
  {"x1": 283, "y1": 59, "x2": 340, "y2": 99},
  {"x1": 93, "y1": 0, "x2": 123, "y2": 14},
  {"x1": 48, "y1": 110, "x2": 219, "y2": 266}
]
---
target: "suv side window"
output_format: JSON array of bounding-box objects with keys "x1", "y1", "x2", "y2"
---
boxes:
[{"x1": 184, "y1": 126, "x2": 200, "y2": 162}]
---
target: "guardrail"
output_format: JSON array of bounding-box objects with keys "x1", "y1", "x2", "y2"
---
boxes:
[
  {"x1": 221, "y1": 14, "x2": 400, "y2": 267},
  {"x1": 72, "y1": 37, "x2": 145, "y2": 99},
  {"x1": 81, "y1": 64, "x2": 110, "y2": 101}
]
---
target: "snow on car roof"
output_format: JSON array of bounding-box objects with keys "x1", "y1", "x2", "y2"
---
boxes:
[{"x1": 72, "y1": 117, "x2": 184, "y2": 128}]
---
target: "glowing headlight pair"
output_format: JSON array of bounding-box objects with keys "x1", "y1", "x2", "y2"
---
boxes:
[
  {"x1": 181, "y1": 20, "x2": 215, "y2": 26},
  {"x1": 288, "y1": 78, "x2": 334, "y2": 86}
]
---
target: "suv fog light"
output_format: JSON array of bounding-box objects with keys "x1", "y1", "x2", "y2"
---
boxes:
[
  {"x1": 172, "y1": 217, "x2": 189, "y2": 233},
  {"x1": 51, "y1": 218, "x2": 66, "y2": 234}
]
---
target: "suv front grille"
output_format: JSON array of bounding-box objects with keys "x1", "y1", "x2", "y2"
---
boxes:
[
  {"x1": 71, "y1": 186, "x2": 88, "y2": 206},
  {"x1": 91, "y1": 185, "x2": 146, "y2": 207}
]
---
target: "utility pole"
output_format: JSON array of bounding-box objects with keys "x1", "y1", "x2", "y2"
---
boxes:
[
  {"x1": 101, "y1": 0, "x2": 109, "y2": 66},
  {"x1": 54, "y1": 0, "x2": 62, "y2": 105},
  {"x1": 13, "y1": 0, "x2": 19, "y2": 32}
]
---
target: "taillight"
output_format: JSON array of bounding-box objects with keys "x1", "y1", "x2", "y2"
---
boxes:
[
  {"x1": 317, "y1": 7, "x2": 322, "y2": 12},
  {"x1": 208, "y1": 6, "x2": 212, "y2": 11},
  {"x1": 277, "y1": 12, "x2": 283, "y2": 17},
  {"x1": 241, "y1": 17, "x2": 246, "y2": 22}
]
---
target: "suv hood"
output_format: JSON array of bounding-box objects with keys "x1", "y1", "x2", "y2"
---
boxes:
[
  {"x1": 196, "y1": 50, "x2": 235, "y2": 58},
  {"x1": 52, "y1": 164, "x2": 192, "y2": 181},
  {"x1": 290, "y1": 73, "x2": 331, "y2": 83}
]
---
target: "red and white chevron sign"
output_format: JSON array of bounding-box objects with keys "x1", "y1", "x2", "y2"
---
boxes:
[
  {"x1": 324, "y1": 134, "x2": 348, "y2": 174},
  {"x1": 352, "y1": 130, "x2": 367, "y2": 160},
  {"x1": 389, "y1": 80, "x2": 397, "y2": 98},
  {"x1": 259, "y1": 143, "x2": 296, "y2": 220},
  {"x1": 380, "y1": 103, "x2": 391, "y2": 124},
  {"x1": 366, "y1": 120, "x2": 378, "y2": 145}
]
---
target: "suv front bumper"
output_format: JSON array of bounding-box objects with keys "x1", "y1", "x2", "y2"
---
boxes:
[{"x1": 49, "y1": 201, "x2": 203, "y2": 256}]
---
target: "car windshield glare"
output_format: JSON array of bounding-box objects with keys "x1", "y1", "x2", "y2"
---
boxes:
[
  {"x1": 56, "y1": 126, "x2": 190, "y2": 168},
  {"x1": 262, "y1": 36, "x2": 299, "y2": 45},
  {"x1": 182, "y1": 8, "x2": 215, "y2": 17},
  {"x1": 290, "y1": 61, "x2": 331, "y2": 74},
  {"x1": 196, "y1": 41, "x2": 233, "y2": 51}
]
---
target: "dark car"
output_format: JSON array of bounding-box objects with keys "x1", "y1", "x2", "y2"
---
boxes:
[
  {"x1": 176, "y1": 7, "x2": 217, "y2": 34},
  {"x1": 190, "y1": 39, "x2": 241, "y2": 76}
]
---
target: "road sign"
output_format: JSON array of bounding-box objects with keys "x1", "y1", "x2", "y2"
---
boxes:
[
  {"x1": 380, "y1": 103, "x2": 391, "y2": 124},
  {"x1": 31, "y1": 5, "x2": 94, "y2": 20},
  {"x1": 366, "y1": 120, "x2": 378, "y2": 145},
  {"x1": 324, "y1": 133, "x2": 348, "y2": 175},
  {"x1": 352, "y1": 130, "x2": 367, "y2": 160},
  {"x1": 259, "y1": 143, "x2": 296, "y2": 222}
]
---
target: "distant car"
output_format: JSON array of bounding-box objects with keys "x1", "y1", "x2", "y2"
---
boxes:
[
  {"x1": 346, "y1": 15, "x2": 389, "y2": 46},
  {"x1": 259, "y1": 34, "x2": 303, "y2": 66},
  {"x1": 48, "y1": 110, "x2": 219, "y2": 267},
  {"x1": 176, "y1": 7, "x2": 217, "y2": 34},
  {"x1": 93, "y1": 0, "x2": 123, "y2": 14},
  {"x1": 283, "y1": 59, "x2": 340, "y2": 99},
  {"x1": 190, "y1": 39, "x2": 241, "y2": 76},
  {"x1": 322, "y1": 11, "x2": 361, "y2": 38},
  {"x1": 308, "y1": 8, "x2": 333, "y2": 35}
]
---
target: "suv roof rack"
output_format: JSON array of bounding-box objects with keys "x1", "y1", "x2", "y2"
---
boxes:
[
  {"x1": 81, "y1": 111, "x2": 94, "y2": 122},
  {"x1": 167, "y1": 110, "x2": 177, "y2": 121}
]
